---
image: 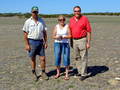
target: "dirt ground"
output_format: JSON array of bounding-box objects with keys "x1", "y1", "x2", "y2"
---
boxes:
[{"x1": 0, "y1": 16, "x2": 120, "y2": 90}]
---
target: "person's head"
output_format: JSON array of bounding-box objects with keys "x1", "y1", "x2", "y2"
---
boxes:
[
  {"x1": 58, "y1": 15, "x2": 66, "y2": 26},
  {"x1": 31, "y1": 6, "x2": 39, "y2": 19},
  {"x1": 73, "y1": 6, "x2": 81, "y2": 18}
]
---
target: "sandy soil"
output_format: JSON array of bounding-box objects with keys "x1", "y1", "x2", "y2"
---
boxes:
[{"x1": 0, "y1": 16, "x2": 120, "y2": 90}]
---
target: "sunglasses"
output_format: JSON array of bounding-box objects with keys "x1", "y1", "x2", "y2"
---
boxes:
[
  {"x1": 58, "y1": 19, "x2": 65, "y2": 21},
  {"x1": 74, "y1": 10, "x2": 80, "y2": 12},
  {"x1": 32, "y1": 11, "x2": 38, "y2": 13}
]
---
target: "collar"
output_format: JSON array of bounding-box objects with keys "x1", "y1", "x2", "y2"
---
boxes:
[
  {"x1": 30, "y1": 17, "x2": 40, "y2": 24},
  {"x1": 74, "y1": 15, "x2": 82, "y2": 22}
]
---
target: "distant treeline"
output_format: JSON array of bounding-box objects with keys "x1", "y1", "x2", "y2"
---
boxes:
[
  {"x1": 0, "y1": 12, "x2": 120, "y2": 18},
  {"x1": 0, "y1": 13, "x2": 73, "y2": 18}
]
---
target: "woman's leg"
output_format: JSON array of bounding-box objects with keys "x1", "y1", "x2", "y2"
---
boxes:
[
  {"x1": 54, "y1": 43, "x2": 62, "y2": 78},
  {"x1": 65, "y1": 66, "x2": 69, "y2": 80},
  {"x1": 55, "y1": 66, "x2": 60, "y2": 78},
  {"x1": 62, "y1": 43, "x2": 70, "y2": 80}
]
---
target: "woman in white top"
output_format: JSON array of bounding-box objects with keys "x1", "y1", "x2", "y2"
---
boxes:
[{"x1": 53, "y1": 15, "x2": 71, "y2": 80}]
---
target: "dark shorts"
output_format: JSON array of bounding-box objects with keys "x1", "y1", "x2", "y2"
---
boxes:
[{"x1": 28, "y1": 39, "x2": 45, "y2": 57}]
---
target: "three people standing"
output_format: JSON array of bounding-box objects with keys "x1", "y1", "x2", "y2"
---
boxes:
[{"x1": 22, "y1": 6, "x2": 92, "y2": 81}]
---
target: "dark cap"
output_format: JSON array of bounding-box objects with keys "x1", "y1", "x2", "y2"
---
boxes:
[{"x1": 31, "y1": 6, "x2": 39, "y2": 12}]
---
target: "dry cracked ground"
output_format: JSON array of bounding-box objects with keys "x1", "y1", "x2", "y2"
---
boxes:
[{"x1": 0, "y1": 16, "x2": 120, "y2": 90}]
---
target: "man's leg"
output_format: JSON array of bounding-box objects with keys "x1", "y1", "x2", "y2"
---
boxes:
[
  {"x1": 39, "y1": 56, "x2": 48, "y2": 80},
  {"x1": 78, "y1": 38, "x2": 89, "y2": 80},
  {"x1": 30, "y1": 56, "x2": 38, "y2": 81},
  {"x1": 80, "y1": 49, "x2": 88, "y2": 76},
  {"x1": 28, "y1": 39, "x2": 39, "y2": 81},
  {"x1": 79, "y1": 49, "x2": 88, "y2": 81},
  {"x1": 31, "y1": 57, "x2": 36, "y2": 71},
  {"x1": 75, "y1": 48, "x2": 81, "y2": 75},
  {"x1": 39, "y1": 56, "x2": 46, "y2": 71},
  {"x1": 74, "y1": 45, "x2": 80, "y2": 61},
  {"x1": 73, "y1": 40, "x2": 81, "y2": 76}
]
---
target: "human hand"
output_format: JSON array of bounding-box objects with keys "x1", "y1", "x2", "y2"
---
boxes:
[
  {"x1": 44, "y1": 43, "x2": 48, "y2": 49},
  {"x1": 86, "y1": 42, "x2": 90, "y2": 49},
  {"x1": 25, "y1": 44, "x2": 31, "y2": 51},
  {"x1": 56, "y1": 35, "x2": 62, "y2": 40}
]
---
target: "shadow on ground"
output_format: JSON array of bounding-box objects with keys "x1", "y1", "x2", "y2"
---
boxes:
[
  {"x1": 47, "y1": 65, "x2": 109, "y2": 78},
  {"x1": 69, "y1": 65, "x2": 109, "y2": 78},
  {"x1": 87, "y1": 65, "x2": 109, "y2": 77}
]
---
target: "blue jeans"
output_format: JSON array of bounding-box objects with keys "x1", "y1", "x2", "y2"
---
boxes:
[{"x1": 54, "y1": 42, "x2": 70, "y2": 66}]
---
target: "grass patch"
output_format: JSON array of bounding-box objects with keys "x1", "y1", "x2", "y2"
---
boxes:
[{"x1": 68, "y1": 85, "x2": 75, "y2": 89}]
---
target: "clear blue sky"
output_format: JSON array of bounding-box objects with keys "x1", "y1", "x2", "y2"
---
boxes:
[{"x1": 0, "y1": 0, "x2": 120, "y2": 14}]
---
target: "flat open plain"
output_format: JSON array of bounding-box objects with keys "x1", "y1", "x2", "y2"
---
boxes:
[{"x1": 0, "y1": 16, "x2": 120, "y2": 90}]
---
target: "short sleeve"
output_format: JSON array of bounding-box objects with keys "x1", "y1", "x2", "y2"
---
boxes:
[
  {"x1": 39, "y1": 18, "x2": 47, "y2": 31},
  {"x1": 86, "y1": 17, "x2": 92, "y2": 32},
  {"x1": 69, "y1": 19, "x2": 72, "y2": 30},
  {"x1": 22, "y1": 20, "x2": 29, "y2": 33}
]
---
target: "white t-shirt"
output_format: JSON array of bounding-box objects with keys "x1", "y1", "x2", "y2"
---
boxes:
[
  {"x1": 55, "y1": 24, "x2": 69, "y2": 43},
  {"x1": 22, "y1": 17, "x2": 47, "y2": 40}
]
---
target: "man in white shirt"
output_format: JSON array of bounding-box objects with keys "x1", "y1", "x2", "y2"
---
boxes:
[{"x1": 22, "y1": 6, "x2": 48, "y2": 81}]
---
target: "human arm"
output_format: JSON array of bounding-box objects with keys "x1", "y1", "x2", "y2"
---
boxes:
[
  {"x1": 43, "y1": 30, "x2": 48, "y2": 49},
  {"x1": 86, "y1": 32, "x2": 91, "y2": 49},
  {"x1": 22, "y1": 20, "x2": 31, "y2": 51},
  {"x1": 23, "y1": 31, "x2": 31, "y2": 51},
  {"x1": 52, "y1": 26, "x2": 62, "y2": 40},
  {"x1": 86, "y1": 17, "x2": 92, "y2": 49}
]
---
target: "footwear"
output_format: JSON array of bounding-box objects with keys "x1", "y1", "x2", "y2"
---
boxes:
[
  {"x1": 74, "y1": 74, "x2": 81, "y2": 78},
  {"x1": 80, "y1": 73, "x2": 91, "y2": 81},
  {"x1": 32, "y1": 71, "x2": 38, "y2": 81},
  {"x1": 41, "y1": 72, "x2": 49, "y2": 80},
  {"x1": 80, "y1": 76, "x2": 86, "y2": 81},
  {"x1": 64, "y1": 76, "x2": 69, "y2": 80},
  {"x1": 54, "y1": 75, "x2": 60, "y2": 79}
]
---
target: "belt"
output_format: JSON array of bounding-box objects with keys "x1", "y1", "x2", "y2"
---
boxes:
[
  {"x1": 28, "y1": 38, "x2": 43, "y2": 42},
  {"x1": 73, "y1": 36, "x2": 86, "y2": 40}
]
